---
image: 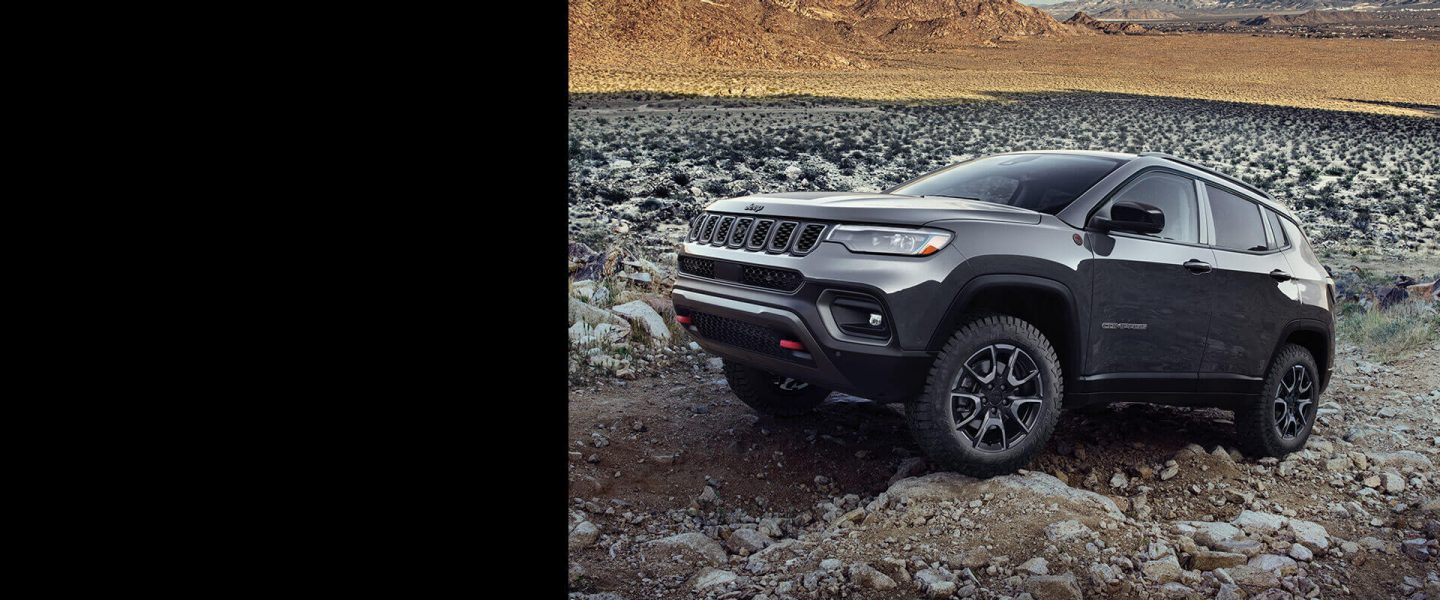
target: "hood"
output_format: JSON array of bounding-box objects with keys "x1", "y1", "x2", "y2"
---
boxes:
[{"x1": 705, "y1": 192, "x2": 1042, "y2": 226}]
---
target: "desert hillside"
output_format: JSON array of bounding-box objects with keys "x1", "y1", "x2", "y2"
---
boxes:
[{"x1": 568, "y1": 0, "x2": 1079, "y2": 69}]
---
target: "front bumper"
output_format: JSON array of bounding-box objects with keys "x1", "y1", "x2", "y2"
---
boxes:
[{"x1": 672, "y1": 285, "x2": 935, "y2": 402}]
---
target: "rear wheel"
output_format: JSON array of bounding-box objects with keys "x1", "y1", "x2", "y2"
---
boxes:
[
  {"x1": 1236, "y1": 343, "x2": 1318, "y2": 457},
  {"x1": 723, "y1": 360, "x2": 830, "y2": 417},
  {"x1": 907, "y1": 315, "x2": 1062, "y2": 477}
]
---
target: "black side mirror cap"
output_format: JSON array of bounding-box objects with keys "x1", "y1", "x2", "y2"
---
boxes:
[{"x1": 1092, "y1": 201, "x2": 1165, "y2": 235}]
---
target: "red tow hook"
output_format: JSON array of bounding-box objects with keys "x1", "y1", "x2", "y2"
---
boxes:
[
  {"x1": 779, "y1": 339, "x2": 804, "y2": 350},
  {"x1": 675, "y1": 315, "x2": 692, "y2": 325}
]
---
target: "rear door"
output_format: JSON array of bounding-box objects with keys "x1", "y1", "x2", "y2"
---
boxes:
[
  {"x1": 1086, "y1": 170, "x2": 1215, "y2": 392},
  {"x1": 1198, "y1": 183, "x2": 1301, "y2": 392}
]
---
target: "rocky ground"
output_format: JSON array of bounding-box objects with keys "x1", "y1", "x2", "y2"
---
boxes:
[
  {"x1": 569, "y1": 336, "x2": 1440, "y2": 599},
  {"x1": 568, "y1": 93, "x2": 1440, "y2": 598},
  {"x1": 570, "y1": 94, "x2": 1440, "y2": 259}
]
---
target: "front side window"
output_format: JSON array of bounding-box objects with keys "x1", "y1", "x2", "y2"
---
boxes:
[
  {"x1": 1207, "y1": 185, "x2": 1268, "y2": 252},
  {"x1": 1100, "y1": 171, "x2": 1199, "y2": 244},
  {"x1": 889, "y1": 154, "x2": 1123, "y2": 215}
]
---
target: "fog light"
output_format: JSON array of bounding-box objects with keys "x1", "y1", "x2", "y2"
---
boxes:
[{"x1": 868, "y1": 313, "x2": 883, "y2": 327}]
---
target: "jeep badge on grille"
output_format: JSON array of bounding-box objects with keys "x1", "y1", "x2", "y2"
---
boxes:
[{"x1": 744, "y1": 204, "x2": 764, "y2": 212}]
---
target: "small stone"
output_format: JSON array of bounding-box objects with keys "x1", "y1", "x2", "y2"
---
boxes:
[
  {"x1": 1363, "y1": 475, "x2": 1382, "y2": 488},
  {"x1": 1174, "y1": 521, "x2": 1243, "y2": 547},
  {"x1": 1211, "y1": 538, "x2": 1265, "y2": 557},
  {"x1": 691, "y1": 567, "x2": 737, "y2": 591},
  {"x1": 1160, "y1": 464, "x2": 1179, "y2": 480},
  {"x1": 1385, "y1": 472, "x2": 1407, "y2": 493},
  {"x1": 1247, "y1": 554, "x2": 1298, "y2": 575},
  {"x1": 725, "y1": 528, "x2": 772, "y2": 555},
  {"x1": 1288, "y1": 519, "x2": 1330, "y2": 550},
  {"x1": 1325, "y1": 457, "x2": 1352, "y2": 472},
  {"x1": 1142, "y1": 555, "x2": 1183, "y2": 584},
  {"x1": 1226, "y1": 565, "x2": 1280, "y2": 588},
  {"x1": 1189, "y1": 550, "x2": 1247, "y2": 571},
  {"x1": 569, "y1": 521, "x2": 599, "y2": 549},
  {"x1": 849, "y1": 563, "x2": 897, "y2": 590},
  {"x1": 644, "y1": 532, "x2": 728, "y2": 566},
  {"x1": 820, "y1": 558, "x2": 842, "y2": 570},
  {"x1": 1018, "y1": 557, "x2": 1050, "y2": 575},
  {"x1": 1045, "y1": 519, "x2": 1094, "y2": 542},
  {"x1": 1023, "y1": 572, "x2": 1083, "y2": 600},
  {"x1": 915, "y1": 568, "x2": 958, "y2": 599},
  {"x1": 1232, "y1": 510, "x2": 1287, "y2": 535},
  {"x1": 698, "y1": 485, "x2": 718, "y2": 504},
  {"x1": 1288, "y1": 543, "x2": 1313, "y2": 561},
  {"x1": 1403, "y1": 538, "x2": 1430, "y2": 560},
  {"x1": 1110, "y1": 472, "x2": 1129, "y2": 488}
]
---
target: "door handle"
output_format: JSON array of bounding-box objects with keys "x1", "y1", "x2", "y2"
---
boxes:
[
  {"x1": 1270, "y1": 269, "x2": 1293, "y2": 282},
  {"x1": 1183, "y1": 259, "x2": 1212, "y2": 274}
]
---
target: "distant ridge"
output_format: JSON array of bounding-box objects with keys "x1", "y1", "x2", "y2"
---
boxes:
[{"x1": 570, "y1": 0, "x2": 1083, "y2": 69}]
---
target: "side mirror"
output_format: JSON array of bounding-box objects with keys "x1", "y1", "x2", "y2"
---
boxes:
[{"x1": 1092, "y1": 201, "x2": 1165, "y2": 235}]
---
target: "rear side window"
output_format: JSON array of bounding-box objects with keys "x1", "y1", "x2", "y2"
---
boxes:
[
  {"x1": 1207, "y1": 185, "x2": 1268, "y2": 252},
  {"x1": 1264, "y1": 209, "x2": 1289, "y2": 249}
]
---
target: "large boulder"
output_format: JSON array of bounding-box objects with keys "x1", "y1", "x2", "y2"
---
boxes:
[
  {"x1": 611, "y1": 300, "x2": 672, "y2": 341},
  {"x1": 571, "y1": 297, "x2": 629, "y2": 329}
]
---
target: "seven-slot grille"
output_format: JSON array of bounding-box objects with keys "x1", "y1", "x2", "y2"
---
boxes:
[{"x1": 687, "y1": 212, "x2": 829, "y2": 256}]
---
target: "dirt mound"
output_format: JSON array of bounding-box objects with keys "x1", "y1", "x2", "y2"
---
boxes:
[
  {"x1": 1244, "y1": 9, "x2": 1372, "y2": 26},
  {"x1": 1064, "y1": 10, "x2": 1150, "y2": 34},
  {"x1": 569, "y1": 0, "x2": 1076, "y2": 70},
  {"x1": 1092, "y1": 7, "x2": 1178, "y2": 19}
]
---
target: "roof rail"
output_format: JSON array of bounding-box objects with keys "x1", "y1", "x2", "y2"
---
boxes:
[{"x1": 1138, "y1": 152, "x2": 1272, "y2": 200}]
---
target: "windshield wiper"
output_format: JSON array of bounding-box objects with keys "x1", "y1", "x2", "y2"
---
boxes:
[{"x1": 922, "y1": 194, "x2": 982, "y2": 201}]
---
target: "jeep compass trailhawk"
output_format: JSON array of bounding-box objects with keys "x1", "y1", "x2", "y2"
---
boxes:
[{"x1": 672, "y1": 151, "x2": 1335, "y2": 477}]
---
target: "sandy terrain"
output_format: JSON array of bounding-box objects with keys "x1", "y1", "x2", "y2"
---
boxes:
[{"x1": 570, "y1": 34, "x2": 1440, "y2": 117}]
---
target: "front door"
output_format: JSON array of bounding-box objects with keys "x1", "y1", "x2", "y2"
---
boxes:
[{"x1": 1086, "y1": 170, "x2": 1214, "y2": 392}]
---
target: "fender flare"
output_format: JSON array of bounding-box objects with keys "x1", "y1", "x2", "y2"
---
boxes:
[
  {"x1": 1269, "y1": 317, "x2": 1334, "y2": 393},
  {"x1": 928, "y1": 273, "x2": 1084, "y2": 377}
]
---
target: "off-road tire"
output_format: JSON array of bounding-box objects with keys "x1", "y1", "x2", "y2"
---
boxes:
[
  {"x1": 1236, "y1": 343, "x2": 1319, "y2": 457},
  {"x1": 907, "y1": 314, "x2": 1063, "y2": 478},
  {"x1": 723, "y1": 360, "x2": 830, "y2": 417}
]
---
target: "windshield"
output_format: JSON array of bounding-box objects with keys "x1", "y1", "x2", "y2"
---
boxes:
[{"x1": 888, "y1": 154, "x2": 1124, "y2": 215}]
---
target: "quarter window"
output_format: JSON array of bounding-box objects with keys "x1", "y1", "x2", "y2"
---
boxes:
[
  {"x1": 1264, "y1": 209, "x2": 1289, "y2": 249},
  {"x1": 1101, "y1": 171, "x2": 1199, "y2": 244},
  {"x1": 1207, "y1": 185, "x2": 1268, "y2": 252}
]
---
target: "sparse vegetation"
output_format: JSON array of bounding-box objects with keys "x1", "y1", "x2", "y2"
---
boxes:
[{"x1": 1338, "y1": 301, "x2": 1440, "y2": 361}]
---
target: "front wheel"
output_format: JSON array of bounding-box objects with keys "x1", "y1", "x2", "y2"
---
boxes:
[
  {"x1": 906, "y1": 315, "x2": 1063, "y2": 478},
  {"x1": 723, "y1": 360, "x2": 830, "y2": 417},
  {"x1": 1236, "y1": 343, "x2": 1318, "y2": 457}
]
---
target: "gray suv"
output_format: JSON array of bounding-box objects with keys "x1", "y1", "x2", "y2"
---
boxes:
[{"x1": 672, "y1": 151, "x2": 1336, "y2": 477}]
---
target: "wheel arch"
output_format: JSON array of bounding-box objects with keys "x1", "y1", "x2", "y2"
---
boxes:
[
  {"x1": 1273, "y1": 319, "x2": 1332, "y2": 394},
  {"x1": 929, "y1": 274, "x2": 1084, "y2": 388}
]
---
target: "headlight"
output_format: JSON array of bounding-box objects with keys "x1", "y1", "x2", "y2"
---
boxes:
[{"x1": 826, "y1": 225, "x2": 952, "y2": 256}]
